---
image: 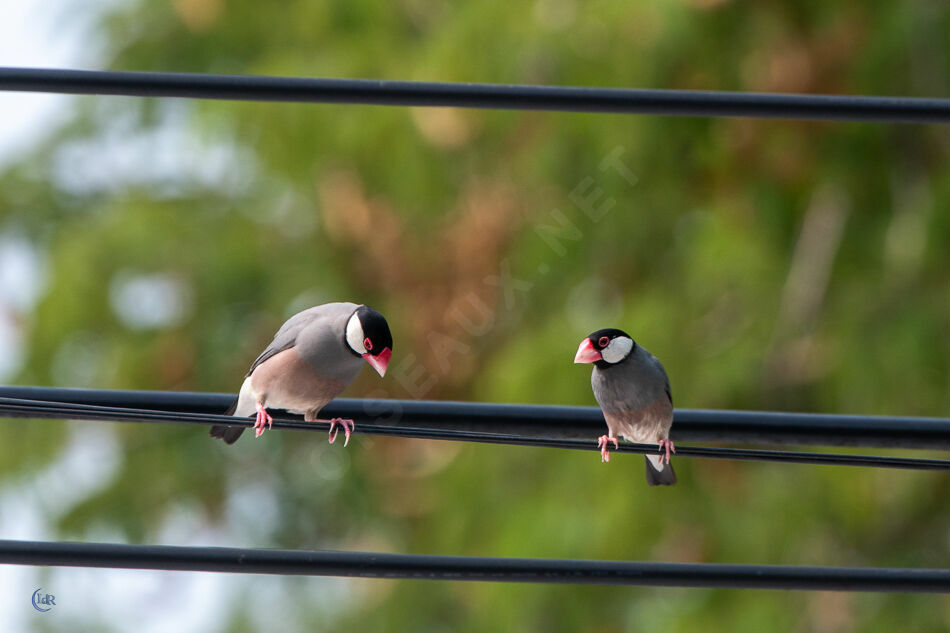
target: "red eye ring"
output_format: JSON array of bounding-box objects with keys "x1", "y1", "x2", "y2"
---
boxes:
[
  {"x1": 598, "y1": 336, "x2": 609, "y2": 348},
  {"x1": 363, "y1": 337, "x2": 373, "y2": 351}
]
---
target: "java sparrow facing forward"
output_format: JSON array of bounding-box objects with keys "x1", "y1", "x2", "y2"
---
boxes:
[
  {"x1": 210, "y1": 302, "x2": 393, "y2": 445},
  {"x1": 574, "y1": 329, "x2": 676, "y2": 486}
]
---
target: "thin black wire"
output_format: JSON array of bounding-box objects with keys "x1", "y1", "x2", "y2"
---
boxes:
[
  {"x1": 1, "y1": 396, "x2": 948, "y2": 471},
  {"x1": 1, "y1": 539, "x2": 947, "y2": 592},
  {"x1": 0, "y1": 67, "x2": 948, "y2": 124},
  {"x1": 2, "y1": 385, "x2": 948, "y2": 449}
]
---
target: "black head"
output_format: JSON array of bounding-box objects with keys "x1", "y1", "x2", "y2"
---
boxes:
[
  {"x1": 575, "y1": 328, "x2": 635, "y2": 368},
  {"x1": 356, "y1": 305, "x2": 393, "y2": 357},
  {"x1": 344, "y1": 305, "x2": 393, "y2": 377}
]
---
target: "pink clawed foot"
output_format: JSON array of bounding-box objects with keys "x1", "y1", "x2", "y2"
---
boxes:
[
  {"x1": 657, "y1": 439, "x2": 676, "y2": 464},
  {"x1": 328, "y1": 418, "x2": 355, "y2": 447},
  {"x1": 597, "y1": 435, "x2": 619, "y2": 463},
  {"x1": 254, "y1": 402, "x2": 273, "y2": 438}
]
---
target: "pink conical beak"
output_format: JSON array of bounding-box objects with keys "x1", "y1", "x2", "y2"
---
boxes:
[
  {"x1": 363, "y1": 347, "x2": 392, "y2": 377},
  {"x1": 574, "y1": 338, "x2": 602, "y2": 364}
]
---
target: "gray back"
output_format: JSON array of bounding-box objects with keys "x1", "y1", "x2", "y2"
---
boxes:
[{"x1": 248, "y1": 302, "x2": 363, "y2": 383}]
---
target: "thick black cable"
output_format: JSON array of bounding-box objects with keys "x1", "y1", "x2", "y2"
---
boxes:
[
  {"x1": 0, "y1": 396, "x2": 947, "y2": 471},
  {"x1": 1, "y1": 386, "x2": 947, "y2": 450},
  {"x1": 0, "y1": 67, "x2": 948, "y2": 124},
  {"x1": 1, "y1": 539, "x2": 947, "y2": 592}
]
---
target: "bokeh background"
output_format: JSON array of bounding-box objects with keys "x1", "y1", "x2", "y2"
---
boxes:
[{"x1": 1, "y1": 0, "x2": 949, "y2": 631}]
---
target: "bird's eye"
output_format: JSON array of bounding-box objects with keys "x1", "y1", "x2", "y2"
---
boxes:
[
  {"x1": 598, "y1": 336, "x2": 609, "y2": 348},
  {"x1": 364, "y1": 337, "x2": 373, "y2": 351}
]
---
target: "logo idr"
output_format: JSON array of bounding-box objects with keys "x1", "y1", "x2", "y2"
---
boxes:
[{"x1": 31, "y1": 588, "x2": 55, "y2": 612}]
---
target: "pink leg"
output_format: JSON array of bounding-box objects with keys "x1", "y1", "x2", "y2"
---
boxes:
[
  {"x1": 657, "y1": 439, "x2": 676, "y2": 464},
  {"x1": 597, "y1": 435, "x2": 619, "y2": 463},
  {"x1": 254, "y1": 402, "x2": 273, "y2": 438},
  {"x1": 327, "y1": 418, "x2": 355, "y2": 447}
]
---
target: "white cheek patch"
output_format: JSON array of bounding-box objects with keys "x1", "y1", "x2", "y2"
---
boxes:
[
  {"x1": 346, "y1": 313, "x2": 366, "y2": 354},
  {"x1": 602, "y1": 336, "x2": 633, "y2": 363}
]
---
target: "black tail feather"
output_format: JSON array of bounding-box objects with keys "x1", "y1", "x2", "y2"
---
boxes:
[
  {"x1": 644, "y1": 456, "x2": 677, "y2": 486},
  {"x1": 210, "y1": 398, "x2": 244, "y2": 444}
]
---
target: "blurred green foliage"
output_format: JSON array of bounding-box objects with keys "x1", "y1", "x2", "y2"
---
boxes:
[{"x1": 1, "y1": 0, "x2": 949, "y2": 630}]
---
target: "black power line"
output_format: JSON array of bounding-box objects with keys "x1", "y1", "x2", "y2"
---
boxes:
[
  {"x1": 2, "y1": 539, "x2": 947, "y2": 592},
  {"x1": 1, "y1": 394, "x2": 948, "y2": 471},
  {"x1": 1, "y1": 385, "x2": 948, "y2": 450},
  {"x1": 0, "y1": 67, "x2": 948, "y2": 124}
]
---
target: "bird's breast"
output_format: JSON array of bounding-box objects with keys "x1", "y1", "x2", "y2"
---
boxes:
[
  {"x1": 603, "y1": 396, "x2": 673, "y2": 442},
  {"x1": 249, "y1": 348, "x2": 347, "y2": 413}
]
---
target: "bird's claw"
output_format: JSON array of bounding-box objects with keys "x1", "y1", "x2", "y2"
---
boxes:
[
  {"x1": 254, "y1": 402, "x2": 273, "y2": 438},
  {"x1": 597, "y1": 435, "x2": 619, "y2": 463},
  {"x1": 328, "y1": 418, "x2": 355, "y2": 447},
  {"x1": 657, "y1": 439, "x2": 675, "y2": 464}
]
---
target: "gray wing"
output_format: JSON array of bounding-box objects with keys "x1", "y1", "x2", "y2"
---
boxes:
[
  {"x1": 652, "y1": 356, "x2": 673, "y2": 406},
  {"x1": 647, "y1": 354, "x2": 673, "y2": 405},
  {"x1": 245, "y1": 302, "x2": 358, "y2": 377},
  {"x1": 640, "y1": 348, "x2": 673, "y2": 407}
]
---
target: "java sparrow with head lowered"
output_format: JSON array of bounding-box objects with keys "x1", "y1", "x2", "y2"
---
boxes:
[
  {"x1": 210, "y1": 302, "x2": 393, "y2": 445},
  {"x1": 574, "y1": 329, "x2": 676, "y2": 486}
]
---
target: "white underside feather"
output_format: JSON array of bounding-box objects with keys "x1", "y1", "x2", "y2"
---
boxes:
[{"x1": 233, "y1": 377, "x2": 257, "y2": 417}]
